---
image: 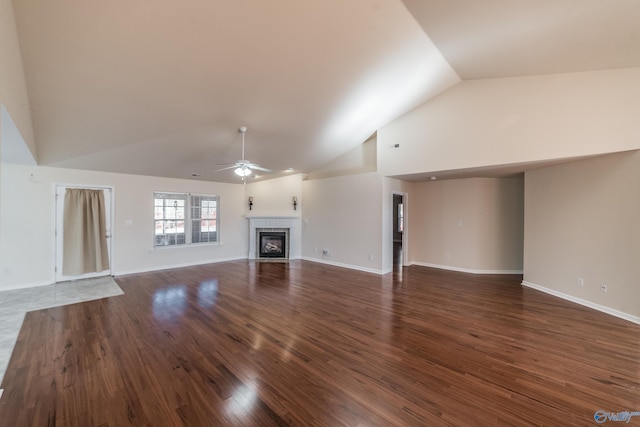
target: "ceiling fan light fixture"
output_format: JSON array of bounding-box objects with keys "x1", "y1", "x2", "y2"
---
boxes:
[
  {"x1": 234, "y1": 166, "x2": 251, "y2": 177},
  {"x1": 215, "y1": 126, "x2": 272, "y2": 179}
]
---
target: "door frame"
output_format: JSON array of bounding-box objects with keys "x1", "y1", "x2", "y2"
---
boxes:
[
  {"x1": 392, "y1": 191, "x2": 409, "y2": 267},
  {"x1": 54, "y1": 184, "x2": 115, "y2": 282}
]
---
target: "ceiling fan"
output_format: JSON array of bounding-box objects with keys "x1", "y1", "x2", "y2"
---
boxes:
[{"x1": 215, "y1": 126, "x2": 273, "y2": 179}]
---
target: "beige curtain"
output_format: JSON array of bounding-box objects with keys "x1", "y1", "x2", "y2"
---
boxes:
[{"x1": 62, "y1": 189, "x2": 110, "y2": 275}]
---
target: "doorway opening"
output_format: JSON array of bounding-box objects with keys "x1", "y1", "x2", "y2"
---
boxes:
[
  {"x1": 393, "y1": 193, "x2": 406, "y2": 269},
  {"x1": 55, "y1": 185, "x2": 113, "y2": 282}
]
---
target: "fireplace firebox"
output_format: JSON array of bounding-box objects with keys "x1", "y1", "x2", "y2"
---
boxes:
[
  {"x1": 248, "y1": 218, "x2": 297, "y2": 260},
  {"x1": 259, "y1": 232, "x2": 287, "y2": 258}
]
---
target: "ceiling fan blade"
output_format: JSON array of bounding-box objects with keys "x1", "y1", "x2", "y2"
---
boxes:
[
  {"x1": 213, "y1": 127, "x2": 274, "y2": 177},
  {"x1": 248, "y1": 164, "x2": 273, "y2": 173},
  {"x1": 214, "y1": 165, "x2": 238, "y2": 172}
]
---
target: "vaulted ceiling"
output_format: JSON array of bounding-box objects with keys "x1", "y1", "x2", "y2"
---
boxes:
[{"x1": 11, "y1": 0, "x2": 640, "y2": 182}]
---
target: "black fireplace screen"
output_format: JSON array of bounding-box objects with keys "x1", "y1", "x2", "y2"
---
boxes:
[{"x1": 259, "y1": 232, "x2": 286, "y2": 258}]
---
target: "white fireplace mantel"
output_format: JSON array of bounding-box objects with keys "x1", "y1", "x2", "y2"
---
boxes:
[{"x1": 247, "y1": 216, "x2": 301, "y2": 260}]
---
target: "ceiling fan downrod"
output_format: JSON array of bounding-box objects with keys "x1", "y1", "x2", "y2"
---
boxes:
[{"x1": 234, "y1": 126, "x2": 250, "y2": 177}]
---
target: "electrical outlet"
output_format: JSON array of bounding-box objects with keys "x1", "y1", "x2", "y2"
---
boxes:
[
  {"x1": 600, "y1": 284, "x2": 608, "y2": 293},
  {"x1": 577, "y1": 278, "x2": 584, "y2": 287}
]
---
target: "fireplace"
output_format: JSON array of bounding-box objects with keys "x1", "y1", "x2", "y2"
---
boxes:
[
  {"x1": 247, "y1": 217, "x2": 299, "y2": 260},
  {"x1": 256, "y1": 228, "x2": 289, "y2": 260},
  {"x1": 259, "y1": 232, "x2": 286, "y2": 258}
]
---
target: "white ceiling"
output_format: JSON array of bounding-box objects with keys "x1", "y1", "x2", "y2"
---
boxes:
[
  {"x1": 402, "y1": 0, "x2": 640, "y2": 79},
  {"x1": 11, "y1": 0, "x2": 640, "y2": 182}
]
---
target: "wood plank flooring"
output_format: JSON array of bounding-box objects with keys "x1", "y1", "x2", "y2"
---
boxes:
[{"x1": 1, "y1": 260, "x2": 639, "y2": 426}]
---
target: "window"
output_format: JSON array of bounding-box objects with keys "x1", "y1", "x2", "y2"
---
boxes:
[
  {"x1": 191, "y1": 194, "x2": 218, "y2": 244},
  {"x1": 154, "y1": 193, "x2": 187, "y2": 246},
  {"x1": 154, "y1": 192, "x2": 218, "y2": 247}
]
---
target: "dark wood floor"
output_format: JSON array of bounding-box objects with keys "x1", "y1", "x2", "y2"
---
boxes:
[{"x1": 1, "y1": 260, "x2": 639, "y2": 426}]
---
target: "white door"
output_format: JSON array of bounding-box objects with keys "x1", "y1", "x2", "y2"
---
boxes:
[{"x1": 55, "y1": 185, "x2": 113, "y2": 282}]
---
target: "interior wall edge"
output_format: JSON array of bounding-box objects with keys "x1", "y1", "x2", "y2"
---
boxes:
[
  {"x1": 113, "y1": 256, "x2": 248, "y2": 278},
  {"x1": 301, "y1": 256, "x2": 387, "y2": 275},
  {"x1": 522, "y1": 280, "x2": 640, "y2": 325},
  {"x1": 411, "y1": 261, "x2": 523, "y2": 276}
]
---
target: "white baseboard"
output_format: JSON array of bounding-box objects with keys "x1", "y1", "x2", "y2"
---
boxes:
[
  {"x1": 0, "y1": 280, "x2": 54, "y2": 293},
  {"x1": 522, "y1": 280, "x2": 640, "y2": 325},
  {"x1": 411, "y1": 261, "x2": 523, "y2": 275},
  {"x1": 114, "y1": 256, "x2": 247, "y2": 276},
  {"x1": 301, "y1": 256, "x2": 385, "y2": 275},
  {"x1": 0, "y1": 257, "x2": 248, "y2": 291}
]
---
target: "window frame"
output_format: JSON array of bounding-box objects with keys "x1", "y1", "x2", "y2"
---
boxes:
[
  {"x1": 153, "y1": 192, "x2": 219, "y2": 248},
  {"x1": 190, "y1": 193, "x2": 219, "y2": 245}
]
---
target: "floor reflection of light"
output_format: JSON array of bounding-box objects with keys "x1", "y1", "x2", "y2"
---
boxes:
[
  {"x1": 253, "y1": 333, "x2": 262, "y2": 350},
  {"x1": 197, "y1": 280, "x2": 218, "y2": 308},
  {"x1": 225, "y1": 385, "x2": 257, "y2": 419},
  {"x1": 393, "y1": 266, "x2": 404, "y2": 285},
  {"x1": 152, "y1": 285, "x2": 187, "y2": 321},
  {"x1": 280, "y1": 337, "x2": 298, "y2": 361}
]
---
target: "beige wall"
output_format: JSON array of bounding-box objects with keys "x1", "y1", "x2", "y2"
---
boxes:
[
  {"x1": 409, "y1": 176, "x2": 524, "y2": 273},
  {"x1": 0, "y1": 164, "x2": 384, "y2": 287},
  {"x1": 378, "y1": 67, "x2": 640, "y2": 177},
  {"x1": 301, "y1": 138, "x2": 388, "y2": 273},
  {"x1": 0, "y1": 164, "x2": 246, "y2": 290},
  {"x1": 245, "y1": 173, "x2": 303, "y2": 217},
  {"x1": 302, "y1": 172, "x2": 384, "y2": 273},
  {"x1": 306, "y1": 134, "x2": 377, "y2": 180},
  {"x1": 0, "y1": 163, "x2": 391, "y2": 288},
  {"x1": 476, "y1": 177, "x2": 525, "y2": 270},
  {"x1": 244, "y1": 174, "x2": 303, "y2": 259},
  {"x1": 524, "y1": 150, "x2": 640, "y2": 319}
]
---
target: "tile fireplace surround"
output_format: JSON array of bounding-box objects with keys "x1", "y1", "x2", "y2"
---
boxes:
[{"x1": 247, "y1": 216, "x2": 301, "y2": 260}]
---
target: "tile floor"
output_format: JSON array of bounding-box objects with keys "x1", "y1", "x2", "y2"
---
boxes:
[{"x1": 0, "y1": 276, "x2": 123, "y2": 383}]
